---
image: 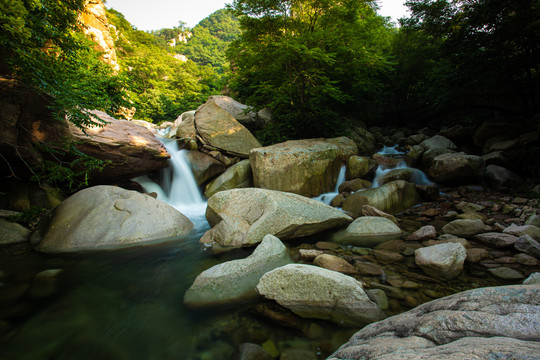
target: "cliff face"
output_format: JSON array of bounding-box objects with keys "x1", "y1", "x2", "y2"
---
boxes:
[{"x1": 79, "y1": 0, "x2": 120, "y2": 72}]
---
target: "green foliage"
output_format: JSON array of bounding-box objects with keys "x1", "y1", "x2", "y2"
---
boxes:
[
  {"x1": 0, "y1": 0, "x2": 127, "y2": 129},
  {"x1": 30, "y1": 140, "x2": 112, "y2": 193},
  {"x1": 7, "y1": 206, "x2": 46, "y2": 226},
  {"x1": 228, "y1": 0, "x2": 394, "y2": 140},
  {"x1": 392, "y1": 0, "x2": 540, "y2": 123},
  {"x1": 106, "y1": 9, "x2": 224, "y2": 123}
]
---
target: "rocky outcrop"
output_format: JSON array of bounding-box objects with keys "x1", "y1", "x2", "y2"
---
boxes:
[
  {"x1": 79, "y1": 0, "x2": 119, "y2": 72},
  {"x1": 194, "y1": 100, "x2": 262, "y2": 158},
  {"x1": 332, "y1": 217, "x2": 402, "y2": 247},
  {"x1": 329, "y1": 284, "x2": 540, "y2": 360},
  {"x1": 184, "y1": 234, "x2": 291, "y2": 307},
  {"x1": 204, "y1": 159, "x2": 252, "y2": 198},
  {"x1": 342, "y1": 180, "x2": 421, "y2": 216},
  {"x1": 256, "y1": 264, "x2": 385, "y2": 327},
  {"x1": 35, "y1": 185, "x2": 193, "y2": 252},
  {"x1": 250, "y1": 138, "x2": 351, "y2": 197},
  {"x1": 415, "y1": 243, "x2": 467, "y2": 280},
  {"x1": 200, "y1": 188, "x2": 352, "y2": 247}
]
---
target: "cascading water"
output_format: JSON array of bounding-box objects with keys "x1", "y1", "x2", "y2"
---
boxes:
[
  {"x1": 371, "y1": 145, "x2": 432, "y2": 187},
  {"x1": 313, "y1": 165, "x2": 346, "y2": 205},
  {"x1": 134, "y1": 135, "x2": 208, "y2": 227}
]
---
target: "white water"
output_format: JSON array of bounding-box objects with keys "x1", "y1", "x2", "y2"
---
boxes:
[
  {"x1": 134, "y1": 137, "x2": 208, "y2": 227},
  {"x1": 371, "y1": 145, "x2": 432, "y2": 188},
  {"x1": 313, "y1": 165, "x2": 346, "y2": 205}
]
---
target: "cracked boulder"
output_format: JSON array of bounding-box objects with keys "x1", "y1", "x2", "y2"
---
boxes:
[
  {"x1": 329, "y1": 284, "x2": 540, "y2": 359},
  {"x1": 34, "y1": 185, "x2": 193, "y2": 252},
  {"x1": 200, "y1": 188, "x2": 352, "y2": 247}
]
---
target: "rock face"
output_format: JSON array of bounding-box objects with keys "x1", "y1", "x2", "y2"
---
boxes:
[
  {"x1": 428, "y1": 152, "x2": 485, "y2": 184},
  {"x1": 256, "y1": 264, "x2": 385, "y2": 327},
  {"x1": 35, "y1": 186, "x2": 193, "y2": 252},
  {"x1": 333, "y1": 217, "x2": 401, "y2": 247},
  {"x1": 204, "y1": 159, "x2": 253, "y2": 198},
  {"x1": 329, "y1": 284, "x2": 540, "y2": 360},
  {"x1": 80, "y1": 0, "x2": 119, "y2": 72},
  {"x1": 68, "y1": 110, "x2": 170, "y2": 183},
  {"x1": 415, "y1": 243, "x2": 467, "y2": 280},
  {"x1": 184, "y1": 234, "x2": 291, "y2": 307},
  {"x1": 342, "y1": 180, "x2": 421, "y2": 216},
  {"x1": 194, "y1": 100, "x2": 262, "y2": 157},
  {"x1": 200, "y1": 188, "x2": 352, "y2": 247},
  {"x1": 250, "y1": 138, "x2": 345, "y2": 197}
]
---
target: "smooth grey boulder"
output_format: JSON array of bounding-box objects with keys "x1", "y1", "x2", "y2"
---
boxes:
[
  {"x1": 201, "y1": 188, "x2": 352, "y2": 247},
  {"x1": 204, "y1": 159, "x2": 252, "y2": 198},
  {"x1": 474, "y1": 232, "x2": 518, "y2": 248},
  {"x1": 35, "y1": 186, "x2": 193, "y2": 252},
  {"x1": 0, "y1": 218, "x2": 31, "y2": 245},
  {"x1": 332, "y1": 216, "x2": 401, "y2": 247},
  {"x1": 256, "y1": 264, "x2": 385, "y2": 327},
  {"x1": 342, "y1": 180, "x2": 421, "y2": 216},
  {"x1": 415, "y1": 243, "x2": 467, "y2": 280},
  {"x1": 184, "y1": 234, "x2": 291, "y2": 307},
  {"x1": 442, "y1": 219, "x2": 485, "y2": 238},
  {"x1": 329, "y1": 284, "x2": 540, "y2": 360}
]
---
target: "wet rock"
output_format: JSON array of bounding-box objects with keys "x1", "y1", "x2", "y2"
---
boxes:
[
  {"x1": 466, "y1": 248, "x2": 489, "y2": 263},
  {"x1": 361, "y1": 205, "x2": 399, "y2": 225},
  {"x1": 299, "y1": 249, "x2": 324, "y2": 261},
  {"x1": 346, "y1": 156, "x2": 377, "y2": 180},
  {"x1": 201, "y1": 188, "x2": 352, "y2": 247},
  {"x1": 487, "y1": 267, "x2": 524, "y2": 280},
  {"x1": 405, "y1": 145, "x2": 424, "y2": 167},
  {"x1": 0, "y1": 219, "x2": 30, "y2": 245},
  {"x1": 455, "y1": 201, "x2": 485, "y2": 213},
  {"x1": 185, "y1": 150, "x2": 226, "y2": 186},
  {"x1": 420, "y1": 135, "x2": 458, "y2": 151},
  {"x1": 236, "y1": 343, "x2": 273, "y2": 360},
  {"x1": 315, "y1": 241, "x2": 340, "y2": 250},
  {"x1": 415, "y1": 243, "x2": 467, "y2": 280},
  {"x1": 442, "y1": 219, "x2": 485, "y2": 238},
  {"x1": 474, "y1": 232, "x2": 518, "y2": 248},
  {"x1": 354, "y1": 261, "x2": 384, "y2": 276},
  {"x1": 168, "y1": 110, "x2": 196, "y2": 140},
  {"x1": 338, "y1": 179, "x2": 371, "y2": 193},
  {"x1": 514, "y1": 235, "x2": 540, "y2": 258},
  {"x1": 256, "y1": 264, "x2": 385, "y2": 327},
  {"x1": 185, "y1": 235, "x2": 291, "y2": 307},
  {"x1": 428, "y1": 152, "x2": 485, "y2": 184},
  {"x1": 332, "y1": 216, "x2": 401, "y2": 247},
  {"x1": 342, "y1": 180, "x2": 421, "y2": 216},
  {"x1": 365, "y1": 289, "x2": 389, "y2": 311},
  {"x1": 504, "y1": 224, "x2": 540, "y2": 241},
  {"x1": 329, "y1": 284, "x2": 540, "y2": 360},
  {"x1": 423, "y1": 238, "x2": 471, "y2": 249},
  {"x1": 372, "y1": 250, "x2": 403, "y2": 264},
  {"x1": 195, "y1": 100, "x2": 262, "y2": 157},
  {"x1": 204, "y1": 159, "x2": 252, "y2": 198},
  {"x1": 250, "y1": 138, "x2": 344, "y2": 197},
  {"x1": 313, "y1": 254, "x2": 359, "y2": 275},
  {"x1": 407, "y1": 225, "x2": 437, "y2": 241},
  {"x1": 514, "y1": 253, "x2": 538, "y2": 266},
  {"x1": 377, "y1": 168, "x2": 432, "y2": 187},
  {"x1": 35, "y1": 186, "x2": 193, "y2": 252},
  {"x1": 485, "y1": 165, "x2": 523, "y2": 189},
  {"x1": 421, "y1": 148, "x2": 455, "y2": 170},
  {"x1": 28, "y1": 269, "x2": 63, "y2": 298}
]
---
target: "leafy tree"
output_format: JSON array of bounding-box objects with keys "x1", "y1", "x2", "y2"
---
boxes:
[
  {"x1": 393, "y1": 0, "x2": 540, "y2": 123},
  {"x1": 227, "y1": 0, "x2": 393, "y2": 142}
]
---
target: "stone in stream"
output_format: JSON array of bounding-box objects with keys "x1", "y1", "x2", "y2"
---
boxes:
[
  {"x1": 419, "y1": 135, "x2": 458, "y2": 151},
  {"x1": 504, "y1": 224, "x2": 540, "y2": 241},
  {"x1": 185, "y1": 150, "x2": 226, "y2": 186},
  {"x1": 0, "y1": 218, "x2": 31, "y2": 245},
  {"x1": 442, "y1": 219, "x2": 485, "y2": 238},
  {"x1": 35, "y1": 186, "x2": 193, "y2": 252},
  {"x1": 415, "y1": 243, "x2": 467, "y2": 280},
  {"x1": 313, "y1": 254, "x2": 359, "y2": 275},
  {"x1": 256, "y1": 264, "x2": 385, "y2": 327},
  {"x1": 342, "y1": 180, "x2": 421, "y2": 216},
  {"x1": 204, "y1": 159, "x2": 253, "y2": 198},
  {"x1": 474, "y1": 232, "x2": 518, "y2": 248},
  {"x1": 184, "y1": 234, "x2": 291, "y2": 308},
  {"x1": 487, "y1": 267, "x2": 524, "y2": 280},
  {"x1": 428, "y1": 152, "x2": 485, "y2": 184},
  {"x1": 361, "y1": 205, "x2": 399, "y2": 225},
  {"x1": 201, "y1": 188, "x2": 352, "y2": 247},
  {"x1": 328, "y1": 284, "x2": 540, "y2": 360},
  {"x1": 514, "y1": 235, "x2": 540, "y2": 258},
  {"x1": 346, "y1": 155, "x2": 377, "y2": 180},
  {"x1": 332, "y1": 216, "x2": 401, "y2": 247},
  {"x1": 407, "y1": 225, "x2": 437, "y2": 241}
]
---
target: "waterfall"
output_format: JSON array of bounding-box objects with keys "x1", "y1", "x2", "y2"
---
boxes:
[
  {"x1": 313, "y1": 165, "x2": 346, "y2": 205},
  {"x1": 371, "y1": 145, "x2": 432, "y2": 188},
  {"x1": 134, "y1": 137, "x2": 208, "y2": 227}
]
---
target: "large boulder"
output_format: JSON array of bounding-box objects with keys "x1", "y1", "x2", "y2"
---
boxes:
[
  {"x1": 419, "y1": 135, "x2": 458, "y2": 151},
  {"x1": 442, "y1": 219, "x2": 485, "y2": 238},
  {"x1": 345, "y1": 126, "x2": 376, "y2": 155},
  {"x1": 68, "y1": 110, "x2": 171, "y2": 183},
  {"x1": 205, "y1": 95, "x2": 258, "y2": 128},
  {"x1": 485, "y1": 164, "x2": 523, "y2": 189},
  {"x1": 329, "y1": 284, "x2": 540, "y2": 360},
  {"x1": 256, "y1": 264, "x2": 385, "y2": 327},
  {"x1": 35, "y1": 186, "x2": 193, "y2": 252},
  {"x1": 415, "y1": 243, "x2": 467, "y2": 280},
  {"x1": 185, "y1": 150, "x2": 226, "y2": 186},
  {"x1": 333, "y1": 216, "x2": 401, "y2": 247},
  {"x1": 0, "y1": 218, "x2": 31, "y2": 245},
  {"x1": 428, "y1": 152, "x2": 485, "y2": 184},
  {"x1": 168, "y1": 110, "x2": 196, "y2": 140},
  {"x1": 250, "y1": 138, "x2": 344, "y2": 197},
  {"x1": 346, "y1": 155, "x2": 377, "y2": 180},
  {"x1": 200, "y1": 188, "x2": 352, "y2": 247},
  {"x1": 342, "y1": 180, "x2": 421, "y2": 216},
  {"x1": 194, "y1": 100, "x2": 262, "y2": 157},
  {"x1": 184, "y1": 234, "x2": 291, "y2": 307},
  {"x1": 204, "y1": 159, "x2": 253, "y2": 198}
]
